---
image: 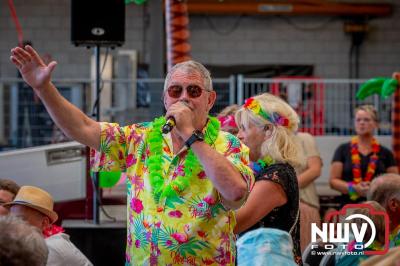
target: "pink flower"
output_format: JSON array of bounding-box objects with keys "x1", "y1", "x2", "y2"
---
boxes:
[
  {"x1": 135, "y1": 239, "x2": 140, "y2": 248},
  {"x1": 131, "y1": 198, "x2": 143, "y2": 214},
  {"x1": 126, "y1": 154, "x2": 137, "y2": 168},
  {"x1": 166, "y1": 240, "x2": 173, "y2": 246},
  {"x1": 197, "y1": 171, "x2": 206, "y2": 179},
  {"x1": 204, "y1": 196, "x2": 216, "y2": 205},
  {"x1": 168, "y1": 210, "x2": 183, "y2": 218}
]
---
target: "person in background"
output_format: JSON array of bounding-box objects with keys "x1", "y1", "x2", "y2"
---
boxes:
[
  {"x1": 0, "y1": 178, "x2": 20, "y2": 215},
  {"x1": 360, "y1": 246, "x2": 400, "y2": 266},
  {"x1": 335, "y1": 201, "x2": 387, "y2": 266},
  {"x1": 330, "y1": 105, "x2": 398, "y2": 207},
  {"x1": 10, "y1": 45, "x2": 253, "y2": 265},
  {"x1": 5, "y1": 186, "x2": 93, "y2": 266},
  {"x1": 368, "y1": 173, "x2": 400, "y2": 247},
  {"x1": 0, "y1": 215, "x2": 48, "y2": 266},
  {"x1": 218, "y1": 104, "x2": 240, "y2": 135},
  {"x1": 234, "y1": 93, "x2": 304, "y2": 265},
  {"x1": 279, "y1": 92, "x2": 323, "y2": 252},
  {"x1": 294, "y1": 132, "x2": 322, "y2": 252}
]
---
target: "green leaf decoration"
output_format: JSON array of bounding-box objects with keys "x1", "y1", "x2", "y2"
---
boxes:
[
  {"x1": 381, "y1": 78, "x2": 399, "y2": 99},
  {"x1": 356, "y1": 77, "x2": 385, "y2": 100}
]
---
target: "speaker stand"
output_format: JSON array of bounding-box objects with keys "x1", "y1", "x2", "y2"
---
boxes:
[{"x1": 92, "y1": 44, "x2": 101, "y2": 225}]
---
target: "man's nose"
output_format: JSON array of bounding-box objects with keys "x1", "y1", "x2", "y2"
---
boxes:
[{"x1": 178, "y1": 87, "x2": 189, "y2": 100}]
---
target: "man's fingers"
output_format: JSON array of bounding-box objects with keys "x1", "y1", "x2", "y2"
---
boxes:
[
  {"x1": 47, "y1": 61, "x2": 57, "y2": 73},
  {"x1": 11, "y1": 48, "x2": 24, "y2": 64},
  {"x1": 25, "y1": 45, "x2": 44, "y2": 65},
  {"x1": 14, "y1": 47, "x2": 31, "y2": 63},
  {"x1": 10, "y1": 56, "x2": 22, "y2": 69}
]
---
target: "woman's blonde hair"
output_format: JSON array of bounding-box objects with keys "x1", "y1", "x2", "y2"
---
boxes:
[{"x1": 235, "y1": 93, "x2": 305, "y2": 169}]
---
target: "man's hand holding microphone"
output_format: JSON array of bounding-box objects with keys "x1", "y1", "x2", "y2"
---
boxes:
[{"x1": 163, "y1": 100, "x2": 195, "y2": 140}]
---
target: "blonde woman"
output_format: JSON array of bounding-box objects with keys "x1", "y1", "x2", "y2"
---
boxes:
[
  {"x1": 330, "y1": 105, "x2": 398, "y2": 207},
  {"x1": 234, "y1": 93, "x2": 304, "y2": 265}
]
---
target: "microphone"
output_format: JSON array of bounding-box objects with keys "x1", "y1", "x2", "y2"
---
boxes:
[
  {"x1": 162, "y1": 101, "x2": 190, "y2": 134},
  {"x1": 162, "y1": 117, "x2": 176, "y2": 134}
]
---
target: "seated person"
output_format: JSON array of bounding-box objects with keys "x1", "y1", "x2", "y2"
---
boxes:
[
  {"x1": 5, "y1": 186, "x2": 93, "y2": 266},
  {"x1": 0, "y1": 179, "x2": 20, "y2": 215},
  {"x1": 368, "y1": 173, "x2": 400, "y2": 247},
  {"x1": 335, "y1": 201, "x2": 386, "y2": 266},
  {"x1": 0, "y1": 215, "x2": 48, "y2": 266}
]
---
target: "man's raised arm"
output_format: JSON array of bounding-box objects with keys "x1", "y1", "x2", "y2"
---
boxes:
[{"x1": 10, "y1": 45, "x2": 101, "y2": 150}]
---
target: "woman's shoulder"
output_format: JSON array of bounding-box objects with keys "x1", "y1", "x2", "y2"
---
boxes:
[
  {"x1": 336, "y1": 141, "x2": 351, "y2": 150},
  {"x1": 258, "y1": 163, "x2": 297, "y2": 182},
  {"x1": 378, "y1": 144, "x2": 393, "y2": 153}
]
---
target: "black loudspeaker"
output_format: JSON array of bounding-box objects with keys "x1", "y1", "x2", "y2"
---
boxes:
[{"x1": 71, "y1": 0, "x2": 125, "y2": 47}]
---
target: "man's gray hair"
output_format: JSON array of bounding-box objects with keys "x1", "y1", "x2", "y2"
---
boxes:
[
  {"x1": 163, "y1": 60, "x2": 213, "y2": 92},
  {"x1": 0, "y1": 215, "x2": 48, "y2": 266},
  {"x1": 368, "y1": 173, "x2": 400, "y2": 207}
]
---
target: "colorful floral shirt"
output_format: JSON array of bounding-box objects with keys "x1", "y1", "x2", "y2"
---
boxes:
[
  {"x1": 390, "y1": 225, "x2": 400, "y2": 247},
  {"x1": 90, "y1": 119, "x2": 254, "y2": 266}
]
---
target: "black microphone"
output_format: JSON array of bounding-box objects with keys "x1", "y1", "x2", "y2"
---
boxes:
[{"x1": 162, "y1": 117, "x2": 176, "y2": 134}]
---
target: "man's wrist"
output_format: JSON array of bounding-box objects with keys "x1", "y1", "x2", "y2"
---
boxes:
[{"x1": 184, "y1": 130, "x2": 204, "y2": 148}]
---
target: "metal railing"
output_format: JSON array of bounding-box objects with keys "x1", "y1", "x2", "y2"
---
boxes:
[
  {"x1": 237, "y1": 76, "x2": 392, "y2": 136},
  {"x1": 0, "y1": 76, "x2": 393, "y2": 151}
]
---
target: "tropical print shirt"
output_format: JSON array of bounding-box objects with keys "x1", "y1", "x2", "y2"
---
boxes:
[
  {"x1": 90, "y1": 119, "x2": 254, "y2": 266},
  {"x1": 390, "y1": 225, "x2": 400, "y2": 247}
]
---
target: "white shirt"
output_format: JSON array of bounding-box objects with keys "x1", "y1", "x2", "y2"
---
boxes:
[{"x1": 45, "y1": 233, "x2": 93, "y2": 266}]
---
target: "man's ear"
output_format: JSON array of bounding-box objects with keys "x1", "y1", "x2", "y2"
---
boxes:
[
  {"x1": 388, "y1": 197, "x2": 399, "y2": 213},
  {"x1": 42, "y1": 216, "x2": 51, "y2": 231},
  {"x1": 207, "y1": 91, "x2": 217, "y2": 111}
]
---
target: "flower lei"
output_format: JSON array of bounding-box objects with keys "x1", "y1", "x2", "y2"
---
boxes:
[
  {"x1": 244, "y1": 97, "x2": 289, "y2": 127},
  {"x1": 348, "y1": 136, "x2": 380, "y2": 201},
  {"x1": 250, "y1": 155, "x2": 275, "y2": 176},
  {"x1": 148, "y1": 116, "x2": 220, "y2": 203},
  {"x1": 43, "y1": 224, "x2": 65, "y2": 238}
]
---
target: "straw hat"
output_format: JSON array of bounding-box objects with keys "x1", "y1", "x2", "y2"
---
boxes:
[{"x1": 4, "y1": 186, "x2": 58, "y2": 223}]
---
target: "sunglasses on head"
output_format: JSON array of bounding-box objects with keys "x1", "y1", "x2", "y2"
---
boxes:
[{"x1": 167, "y1": 85, "x2": 210, "y2": 98}]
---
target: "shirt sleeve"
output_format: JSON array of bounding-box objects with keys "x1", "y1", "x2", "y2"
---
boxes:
[
  {"x1": 301, "y1": 132, "x2": 320, "y2": 158},
  {"x1": 381, "y1": 145, "x2": 397, "y2": 168},
  {"x1": 217, "y1": 132, "x2": 255, "y2": 193},
  {"x1": 332, "y1": 143, "x2": 347, "y2": 163},
  {"x1": 258, "y1": 164, "x2": 295, "y2": 195}
]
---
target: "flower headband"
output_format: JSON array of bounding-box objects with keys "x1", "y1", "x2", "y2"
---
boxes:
[
  {"x1": 243, "y1": 97, "x2": 289, "y2": 127},
  {"x1": 218, "y1": 115, "x2": 237, "y2": 128}
]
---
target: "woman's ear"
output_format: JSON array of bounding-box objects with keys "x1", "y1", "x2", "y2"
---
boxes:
[{"x1": 264, "y1": 124, "x2": 273, "y2": 140}]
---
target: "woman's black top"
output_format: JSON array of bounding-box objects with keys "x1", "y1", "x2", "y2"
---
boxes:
[
  {"x1": 332, "y1": 142, "x2": 396, "y2": 205},
  {"x1": 242, "y1": 163, "x2": 302, "y2": 265}
]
